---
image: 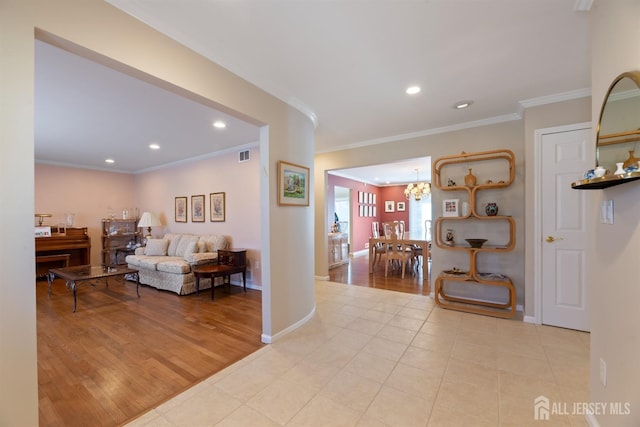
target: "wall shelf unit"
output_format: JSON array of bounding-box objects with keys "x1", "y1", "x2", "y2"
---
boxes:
[{"x1": 433, "y1": 149, "x2": 517, "y2": 318}]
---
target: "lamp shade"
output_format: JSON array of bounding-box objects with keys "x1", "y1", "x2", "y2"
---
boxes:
[{"x1": 138, "y1": 212, "x2": 161, "y2": 228}]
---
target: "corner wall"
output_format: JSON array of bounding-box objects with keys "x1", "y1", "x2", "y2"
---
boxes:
[{"x1": 589, "y1": 1, "x2": 640, "y2": 425}]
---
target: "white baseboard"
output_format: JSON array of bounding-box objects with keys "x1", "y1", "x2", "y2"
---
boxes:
[
  {"x1": 523, "y1": 315, "x2": 539, "y2": 324},
  {"x1": 351, "y1": 249, "x2": 368, "y2": 257},
  {"x1": 261, "y1": 304, "x2": 316, "y2": 343},
  {"x1": 315, "y1": 275, "x2": 330, "y2": 281}
]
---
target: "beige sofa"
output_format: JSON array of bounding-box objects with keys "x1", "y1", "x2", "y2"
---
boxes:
[{"x1": 126, "y1": 233, "x2": 229, "y2": 295}]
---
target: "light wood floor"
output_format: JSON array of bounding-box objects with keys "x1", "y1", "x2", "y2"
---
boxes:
[
  {"x1": 37, "y1": 277, "x2": 263, "y2": 426},
  {"x1": 329, "y1": 253, "x2": 431, "y2": 295},
  {"x1": 37, "y1": 255, "x2": 426, "y2": 426}
]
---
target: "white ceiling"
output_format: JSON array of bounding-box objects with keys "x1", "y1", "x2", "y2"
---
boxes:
[{"x1": 35, "y1": 0, "x2": 591, "y2": 184}]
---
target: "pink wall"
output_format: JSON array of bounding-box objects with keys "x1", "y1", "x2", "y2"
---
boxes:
[
  {"x1": 379, "y1": 186, "x2": 410, "y2": 229},
  {"x1": 327, "y1": 174, "x2": 381, "y2": 252},
  {"x1": 34, "y1": 148, "x2": 262, "y2": 286},
  {"x1": 35, "y1": 164, "x2": 137, "y2": 265}
]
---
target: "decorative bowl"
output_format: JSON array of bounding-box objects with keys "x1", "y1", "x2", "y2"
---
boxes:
[{"x1": 465, "y1": 238, "x2": 487, "y2": 248}]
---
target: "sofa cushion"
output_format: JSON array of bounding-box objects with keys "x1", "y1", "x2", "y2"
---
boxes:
[
  {"x1": 166, "y1": 233, "x2": 183, "y2": 257},
  {"x1": 182, "y1": 241, "x2": 198, "y2": 259},
  {"x1": 196, "y1": 241, "x2": 207, "y2": 253},
  {"x1": 200, "y1": 234, "x2": 228, "y2": 252},
  {"x1": 145, "y1": 238, "x2": 169, "y2": 256},
  {"x1": 176, "y1": 235, "x2": 199, "y2": 257},
  {"x1": 156, "y1": 259, "x2": 191, "y2": 274},
  {"x1": 139, "y1": 257, "x2": 162, "y2": 270}
]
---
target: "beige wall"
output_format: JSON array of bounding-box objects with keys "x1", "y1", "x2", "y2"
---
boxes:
[
  {"x1": 589, "y1": 1, "x2": 640, "y2": 425},
  {"x1": 1, "y1": 0, "x2": 314, "y2": 424},
  {"x1": 35, "y1": 147, "x2": 263, "y2": 286}
]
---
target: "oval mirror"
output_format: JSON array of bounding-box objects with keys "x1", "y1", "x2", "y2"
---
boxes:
[{"x1": 597, "y1": 71, "x2": 640, "y2": 173}]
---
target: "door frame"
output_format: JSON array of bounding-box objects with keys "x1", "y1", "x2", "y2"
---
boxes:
[{"x1": 532, "y1": 122, "x2": 592, "y2": 325}]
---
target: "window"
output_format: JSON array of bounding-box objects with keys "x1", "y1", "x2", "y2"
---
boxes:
[{"x1": 408, "y1": 197, "x2": 432, "y2": 240}]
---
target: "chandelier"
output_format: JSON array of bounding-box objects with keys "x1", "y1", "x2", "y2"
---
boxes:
[{"x1": 404, "y1": 169, "x2": 431, "y2": 201}]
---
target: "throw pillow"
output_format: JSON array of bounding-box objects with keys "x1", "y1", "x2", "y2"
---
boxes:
[
  {"x1": 145, "y1": 238, "x2": 169, "y2": 256},
  {"x1": 175, "y1": 235, "x2": 199, "y2": 257},
  {"x1": 182, "y1": 241, "x2": 198, "y2": 259}
]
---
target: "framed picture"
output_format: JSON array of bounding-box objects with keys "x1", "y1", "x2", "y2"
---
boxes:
[
  {"x1": 384, "y1": 200, "x2": 395, "y2": 213},
  {"x1": 210, "y1": 192, "x2": 225, "y2": 222},
  {"x1": 443, "y1": 199, "x2": 460, "y2": 217},
  {"x1": 278, "y1": 160, "x2": 310, "y2": 206},
  {"x1": 175, "y1": 196, "x2": 187, "y2": 223},
  {"x1": 191, "y1": 194, "x2": 205, "y2": 222},
  {"x1": 358, "y1": 191, "x2": 364, "y2": 204},
  {"x1": 372, "y1": 194, "x2": 376, "y2": 204},
  {"x1": 397, "y1": 201, "x2": 406, "y2": 212},
  {"x1": 373, "y1": 206, "x2": 377, "y2": 217}
]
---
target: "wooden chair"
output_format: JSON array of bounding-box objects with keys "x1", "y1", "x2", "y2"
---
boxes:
[
  {"x1": 371, "y1": 222, "x2": 387, "y2": 266},
  {"x1": 384, "y1": 231, "x2": 412, "y2": 278}
]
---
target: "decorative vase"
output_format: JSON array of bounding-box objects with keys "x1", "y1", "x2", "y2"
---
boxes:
[
  {"x1": 461, "y1": 201, "x2": 470, "y2": 217},
  {"x1": 464, "y1": 168, "x2": 477, "y2": 187},
  {"x1": 622, "y1": 150, "x2": 640, "y2": 169},
  {"x1": 594, "y1": 166, "x2": 606, "y2": 177},
  {"x1": 614, "y1": 162, "x2": 625, "y2": 175},
  {"x1": 485, "y1": 202, "x2": 498, "y2": 216}
]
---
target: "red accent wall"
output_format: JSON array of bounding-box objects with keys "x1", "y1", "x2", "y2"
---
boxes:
[
  {"x1": 326, "y1": 176, "x2": 413, "y2": 252},
  {"x1": 379, "y1": 186, "x2": 410, "y2": 232},
  {"x1": 327, "y1": 174, "x2": 381, "y2": 252}
]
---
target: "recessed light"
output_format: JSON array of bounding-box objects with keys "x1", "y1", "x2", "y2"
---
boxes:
[
  {"x1": 406, "y1": 86, "x2": 421, "y2": 95},
  {"x1": 105, "y1": 158, "x2": 115, "y2": 164},
  {"x1": 213, "y1": 121, "x2": 226, "y2": 129},
  {"x1": 149, "y1": 143, "x2": 160, "y2": 150},
  {"x1": 453, "y1": 100, "x2": 473, "y2": 109}
]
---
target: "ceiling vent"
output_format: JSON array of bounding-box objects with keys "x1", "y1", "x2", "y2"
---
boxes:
[{"x1": 238, "y1": 149, "x2": 250, "y2": 163}]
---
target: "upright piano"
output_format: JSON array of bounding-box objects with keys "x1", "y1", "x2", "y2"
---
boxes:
[{"x1": 35, "y1": 227, "x2": 91, "y2": 277}]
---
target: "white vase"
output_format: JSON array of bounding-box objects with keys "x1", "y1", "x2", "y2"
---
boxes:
[
  {"x1": 614, "y1": 162, "x2": 625, "y2": 175},
  {"x1": 461, "y1": 201, "x2": 469, "y2": 217}
]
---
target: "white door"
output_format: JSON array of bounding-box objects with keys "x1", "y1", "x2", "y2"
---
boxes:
[{"x1": 540, "y1": 126, "x2": 591, "y2": 331}]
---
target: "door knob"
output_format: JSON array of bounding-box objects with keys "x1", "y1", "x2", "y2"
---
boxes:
[{"x1": 545, "y1": 236, "x2": 563, "y2": 243}]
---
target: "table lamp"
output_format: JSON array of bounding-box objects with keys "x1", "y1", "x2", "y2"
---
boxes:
[{"x1": 138, "y1": 211, "x2": 161, "y2": 243}]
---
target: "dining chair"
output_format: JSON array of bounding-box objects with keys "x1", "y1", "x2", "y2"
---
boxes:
[
  {"x1": 371, "y1": 222, "x2": 387, "y2": 266},
  {"x1": 384, "y1": 231, "x2": 412, "y2": 278}
]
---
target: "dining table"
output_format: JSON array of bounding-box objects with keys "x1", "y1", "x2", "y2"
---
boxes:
[{"x1": 368, "y1": 237, "x2": 430, "y2": 281}]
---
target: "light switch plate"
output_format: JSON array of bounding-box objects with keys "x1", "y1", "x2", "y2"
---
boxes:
[{"x1": 600, "y1": 200, "x2": 614, "y2": 224}]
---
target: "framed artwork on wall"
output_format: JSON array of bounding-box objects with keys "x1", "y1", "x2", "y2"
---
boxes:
[
  {"x1": 175, "y1": 196, "x2": 187, "y2": 223},
  {"x1": 443, "y1": 199, "x2": 460, "y2": 217},
  {"x1": 278, "y1": 160, "x2": 310, "y2": 206},
  {"x1": 210, "y1": 192, "x2": 225, "y2": 222},
  {"x1": 397, "y1": 201, "x2": 406, "y2": 212},
  {"x1": 191, "y1": 194, "x2": 205, "y2": 222},
  {"x1": 384, "y1": 200, "x2": 395, "y2": 213}
]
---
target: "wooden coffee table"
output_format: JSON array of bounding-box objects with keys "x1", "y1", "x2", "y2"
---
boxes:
[
  {"x1": 193, "y1": 264, "x2": 246, "y2": 300},
  {"x1": 47, "y1": 265, "x2": 139, "y2": 312}
]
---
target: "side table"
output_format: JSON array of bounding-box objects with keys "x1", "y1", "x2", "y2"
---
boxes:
[
  {"x1": 218, "y1": 248, "x2": 246, "y2": 296},
  {"x1": 193, "y1": 264, "x2": 246, "y2": 300}
]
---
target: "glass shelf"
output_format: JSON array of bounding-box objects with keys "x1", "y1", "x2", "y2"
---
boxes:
[{"x1": 571, "y1": 171, "x2": 640, "y2": 190}]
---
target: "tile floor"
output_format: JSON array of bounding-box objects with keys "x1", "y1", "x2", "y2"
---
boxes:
[{"x1": 127, "y1": 281, "x2": 590, "y2": 427}]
